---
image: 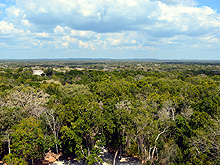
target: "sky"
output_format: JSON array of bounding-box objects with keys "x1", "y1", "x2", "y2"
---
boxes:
[{"x1": 0, "y1": 0, "x2": 220, "y2": 60}]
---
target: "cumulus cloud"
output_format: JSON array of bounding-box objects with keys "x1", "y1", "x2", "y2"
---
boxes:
[
  {"x1": 0, "y1": 21, "x2": 23, "y2": 34},
  {"x1": 0, "y1": 0, "x2": 220, "y2": 59},
  {"x1": 0, "y1": 21, "x2": 30, "y2": 49},
  {"x1": 150, "y1": 0, "x2": 197, "y2": 6},
  {"x1": 6, "y1": 5, "x2": 21, "y2": 17},
  {"x1": 14, "y1": 0, "x2": 159, "y2": 32},
  {"x1": 10, "y1": 0, "x2": 219, "y2": 38},
  {"x1": 0, "y1": 3, "x2": 6, "y2": 8},
  {"x1": 157, "y1": 3, "x2": 220, "y2": 33},
  {"x1": 54, "y1": 25, "x2": 64, "y2": 34}
]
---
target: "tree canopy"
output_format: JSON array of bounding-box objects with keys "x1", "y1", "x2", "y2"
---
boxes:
[{"x1": 0, "y1": 60, "x2": 219, "y2": 164}]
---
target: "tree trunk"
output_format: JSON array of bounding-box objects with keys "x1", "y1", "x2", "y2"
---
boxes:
[
  {"x1": 85, "y1": 137, "x2": 90, "y2": 156},
  {"x1": 151, "y1": 146, "x2": 157, "y2": 161},
  {"x1": 54, "y1": 131, "x2": 59, "y2": 158},
  {"x1": 119, "y1": 145, "x2": 122, "y2": 159},
  {"x1": 150, "y1": 127, "x2": 168, "y2": 161},
  {"x1": 7, "y1": 133, "x2": 10, "y2": 154},
  {"x1": 171, "y1": 108, "x2": 175, "y2": 121},
  {"x1": 113, "y1": 150, "x2": 119, "y2": 165},
  {"x1": 55, "y1": 143, "x2": 59, "y2": 156}
]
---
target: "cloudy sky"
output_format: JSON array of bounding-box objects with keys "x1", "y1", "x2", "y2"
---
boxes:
[{"x1": 0, "y1": 0, "x2": 220, "y2": 60}]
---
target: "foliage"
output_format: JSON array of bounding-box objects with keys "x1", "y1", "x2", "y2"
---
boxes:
[
  {"x1": 10, "y1": 117, "x2": 50, "y2": 163},
  {"x1": 3, "y1": 153, "x2": 27, "y2": 165},
  {"x1": 0, "y1": 60, "x2": 220, "y2": 164}
]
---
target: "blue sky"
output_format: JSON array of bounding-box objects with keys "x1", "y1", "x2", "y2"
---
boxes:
[
  {"x1": 0, "y1": 0, "x2": 220, "y2": 60},
  {"x1": 197, "y1": 0, "x2": 220, "y2": 12}
]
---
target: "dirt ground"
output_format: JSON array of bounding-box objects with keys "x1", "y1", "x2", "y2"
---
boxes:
[{"x1": 51, "y1": 147, "x2": 141, "y2": 165}]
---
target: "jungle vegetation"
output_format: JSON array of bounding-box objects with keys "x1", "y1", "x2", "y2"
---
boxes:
[{"x1": 0, "y1": 60, "x2": 219, "y2": 164}]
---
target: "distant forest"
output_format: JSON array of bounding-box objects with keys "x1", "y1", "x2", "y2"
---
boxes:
[{"x1": 0, "y1": 60, "x2": 219, "y2": 164}]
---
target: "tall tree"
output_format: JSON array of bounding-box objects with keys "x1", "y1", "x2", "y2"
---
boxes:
[{"x1": 8, "y1": 117, "x2": 50, "y2": 164}]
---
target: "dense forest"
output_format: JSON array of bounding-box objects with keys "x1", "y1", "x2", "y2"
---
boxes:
[{"x1": 0, "y1": 60, "x2": 219, "y2": 165}]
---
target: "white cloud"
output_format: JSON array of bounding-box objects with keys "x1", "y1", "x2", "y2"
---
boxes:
[
  {"x1": 62, "y1": 36, "x2": 77, "y2": 43},
  {"x1": 0, "y1": 3, "x2": 6, "y2": 8},
  {"x1": 36, "y1": 32, "x2": 49, "y2": 37},
  {"x1": 158, "y1": 3, "x2": 219, "y2": 30},
  {"x1": 199, "y1": 35, "x2": 220, "y2": 44},
  {"x1": 0, "y1": 0, "x2": 220, "y2": 59},
  {"x1": 150, "y1": 0, "x2": 197, "y2": 6},
  {"x1": 21, "y1": 19, "x2": 30, "y2": 26},
  {"x1": 131, "y1": 40, "x2": 137, "y2": 44},
  {"x1": 79, "y1": 40, "x2": 89, "y2": 48},
  {"x1": 107, "y1": 38, "x2": 121, "y2": 46},
  {"x1": 0, "y1": 42, "x2": 9, "y2": 48},
  {"x1": 62, "y1": 42, "x2": 69, "y2": 48},
  {"x1": 6, "y1": 5, "x2": 21, "y2": 18},
  {"x1": 54, "y1": 25, "x2": 64, "y2": 34},
  {"x1": 0, "y1": 21, "x2": 23, "y2": 34},
  {"x1": 13, "y1": 0, "x2": 158, "y2": 32},
  {"x1": 10, "y1": 0, "x2": 219, "y2": 39}
]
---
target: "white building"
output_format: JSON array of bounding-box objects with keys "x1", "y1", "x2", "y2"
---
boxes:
[{"x1": 33, "y1": 70, "x2": 44, "y2": 76}]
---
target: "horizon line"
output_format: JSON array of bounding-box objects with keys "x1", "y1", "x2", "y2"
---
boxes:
[{"x1": 0, "y1": 58, "x2": 220, "y2": 61}]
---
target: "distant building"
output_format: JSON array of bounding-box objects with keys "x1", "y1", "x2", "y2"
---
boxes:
[
  {"x1": 75, "y1": 68, "x2": 85, "y2": 71},
  {"x1": 33, "y1": 70, "x2": 44, "y2": 76}
]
